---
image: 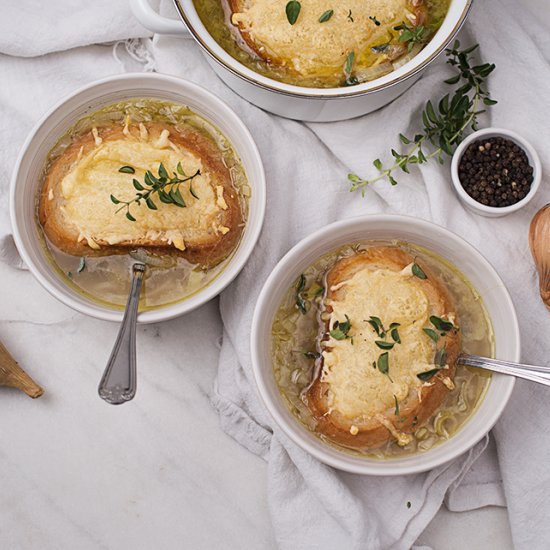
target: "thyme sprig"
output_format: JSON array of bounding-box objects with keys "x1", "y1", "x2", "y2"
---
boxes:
[
  {"x1": 394, "y1": 22, "x2": 427, "y2": 52},
  {"x1": 348, "y1": 41, "x2": 497, "y2": 194},
  {"x1": 111, "y1": 162, "x2": 201, "y2": 222}
]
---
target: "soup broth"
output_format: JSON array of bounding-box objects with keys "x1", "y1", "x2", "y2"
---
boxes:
[{"x1": 271, "y1": 241, "x2": 493, "y2": 459}]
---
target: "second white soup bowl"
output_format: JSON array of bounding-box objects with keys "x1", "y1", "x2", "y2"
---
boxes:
[{"x1": 251, "y1": 215, "x2": 519, "y2": 475}]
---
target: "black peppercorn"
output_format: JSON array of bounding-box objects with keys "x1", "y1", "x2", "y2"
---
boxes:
[{"x1": 458, "y1": 137, "x2": 534, "y2": 208}]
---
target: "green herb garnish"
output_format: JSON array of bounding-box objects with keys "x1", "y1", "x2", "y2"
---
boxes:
[
  {"x1": 77, "y1": 257, "x2": 86, "y2": 274},
  {"x1": 369, "y1": 15, "x2": 381, "y2": 26},
  {"x1": 112, "y1": 162, "x2": 201, "y2": 222},
  {"x1": 407, "y1": 501, "x2": 412, "y2": 509},
  {"x1": 347, "y1": 10, "x2": 353, "y2": 22},
  {"x1": 394, "y1": 395, "x2": 400, "y2": 416},
  {"x1": 390, "y1": 324, "x2": 401, "y2": 343},
  {"x1": 118, "y1": 165, "x2": 135, "y2": 174},
  {"x1": 330, "y1": 315, "x2": 352, "y2": 340},
  {"x1": 394, "y1": 22, "x2": 427, "y2": 52},
  {"x1": 344, "y1": 51, "x2": 355, "y2": 83},
  {"x1": 286, "y1": 1, "x2": 301, "y2": 25},
  {"x1": 434, "y1": 347, "x2": 448, "y2": 368},
  {"x1": 412, "y1": 262, "x2": 427, "y2": 280},
  {"x1": 417, "y1": 346, "x2": 447, "y2": 381},
  {"x1": 377, "y1": 352, "x2": 392, "y2": 381},
  {"x1": 423, "y1": 328, "x2": 439, "y2": 343},
  {"x1": 430, "y1": 315, "x2": 454, "y2": 332},
  {"x1": 371, "y1": 43, "x2": 389, "y2": 53},
  {"x1": 295, "y1": 274, "x2": 307, "y2": 314},
  {"x1": 303, "y1": 351, "x2": 321, "y2": 360},
  {"x1": 367, "y1": 316, "x2": 384, "y2": 337},
  {"x1": 417, "y1": 368, "x2": 441, "y2": 381},
  {"x1": 319, "y1": 9, "x2": 333, "y2": 23},
  {"x1": 375, "y1": 340, "x2": 394, "y2": 350},
  {"x1": 348, "y1": 42, "x2": 497, "y2": 194}
]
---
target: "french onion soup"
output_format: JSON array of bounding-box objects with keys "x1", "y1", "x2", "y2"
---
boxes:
[
  {"x1": 38, "y1": 99, "x2": 249, "y2": 310},
  {"x1": 271, "y1": 242, "x2": 493, "y2": 458}
]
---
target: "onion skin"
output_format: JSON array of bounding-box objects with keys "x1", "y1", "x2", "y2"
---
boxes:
[{"x1": 529, "y1": 204, "x2": 550, "y2": 310}]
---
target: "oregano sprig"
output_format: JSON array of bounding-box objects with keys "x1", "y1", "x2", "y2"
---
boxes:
[
  {"x1": 348, "y1": 41, "x2": 497, "y2": 195},
  {"x1": 111, "y1": 162, "x2": 200, "y2": 222}
]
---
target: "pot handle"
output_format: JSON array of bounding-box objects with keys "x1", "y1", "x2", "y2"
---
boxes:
[{"x1": 130, "y1": 0, "x2": 189, "y2": 35}]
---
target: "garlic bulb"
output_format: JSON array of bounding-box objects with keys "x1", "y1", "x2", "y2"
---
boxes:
[{"x1": 529, "y1": 204, "x2": 550, "y2": 310}]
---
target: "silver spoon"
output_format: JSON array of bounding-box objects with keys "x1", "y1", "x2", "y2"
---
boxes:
[
  {"x1": 459, "y1": 354, "x2": 550, "y2": 387},
  {"x1": 98, "y1": 263, "x2": 145, "y2": 405}
]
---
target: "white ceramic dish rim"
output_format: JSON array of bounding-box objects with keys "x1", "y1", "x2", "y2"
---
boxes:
[
  {"x1": 451, "y1": 127, "x2": 542, "y2": 215},
  {"x1": 172, "y1": 0, "x2": 472, "y2": 98},
  {"x1": 10, "y1": 73, "x2": 266, "y2": 324},
  {"x1": 251, "y1": 215, "x2": 519, "y2": 475}
]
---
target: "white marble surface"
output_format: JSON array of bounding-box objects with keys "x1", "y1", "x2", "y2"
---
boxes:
[{"x1": 1, "y1": 1, "x2": 548, "y2": 549}]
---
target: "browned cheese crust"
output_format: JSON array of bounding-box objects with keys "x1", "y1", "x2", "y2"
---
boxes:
[
  {"x1": 39, "y1": 122, "x2": 244, "y2": 268},
  {"x1": 303, "y1": 247, "x2": 461, "y2": 450}
]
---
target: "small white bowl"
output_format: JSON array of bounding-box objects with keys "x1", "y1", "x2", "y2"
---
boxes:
[
  {"x1": 251, "y1": 215, "x2": 519, "y2": 475},
  {"x1": 451, "y1": 128, "x2": 542, "y2": 218},
  {"x1": 10, "y1": 73, "x2": 266, "y2": 324}
]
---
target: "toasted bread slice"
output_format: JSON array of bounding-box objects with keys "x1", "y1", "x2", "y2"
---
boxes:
[
  {"x1": 39, "y1": 122, "x2": 244, "y2": 268},
  {"x1": 228, "y1": 0, "x2": 421, "y2": 78},
  {"x1": 304, "y1": 247, "x2": 460, "y2": 450}
]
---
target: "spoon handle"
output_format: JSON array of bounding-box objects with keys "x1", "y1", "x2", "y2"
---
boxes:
[
  {"x1": 98, "y1": 263, "x2": 145, "y2": 405},
  {"x1": 458, "y1": 353, "x2": 550, "y2": 387}
]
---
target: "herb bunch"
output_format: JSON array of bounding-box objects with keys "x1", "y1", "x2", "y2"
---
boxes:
[
  {"x1": 112, "y1": 162, "x2": 201, "y2": 222},
  {"x1": 348, "y1": 41, "x2": 497, "y2": 194}
]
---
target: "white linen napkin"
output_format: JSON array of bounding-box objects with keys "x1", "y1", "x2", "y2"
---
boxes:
[{"x1": 1, "y1": 0, "x2": 549, "y2": 548}]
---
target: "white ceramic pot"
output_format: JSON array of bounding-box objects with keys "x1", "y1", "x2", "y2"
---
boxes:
[
  {"x1": 10, "y1": 73, "x2": 266, "y2": 324},
  {"x1": 251, "y1": 215, "x2": 519, "y2": 475},
  {"x1": 131, "y1": 0, "x2": 473, "y2": 122}
]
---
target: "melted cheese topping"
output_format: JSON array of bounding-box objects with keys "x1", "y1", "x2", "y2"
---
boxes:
[
  {"x1": 321, "y1": 264, "x2": 438, "y2": 420},
  {"x1": 232, "y1": 0, "x2": 408, "y2": 76},
  {"x1": 60, "y1": 129, "x2": 227, "y2": 251}
]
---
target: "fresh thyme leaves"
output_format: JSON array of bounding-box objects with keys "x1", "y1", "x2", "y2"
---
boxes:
[
  {"x1": 430, "y1": 315, "x2": 454, "y2": 332},
  {"x1": 369, "y1": 15, "x2": 381, "y2": 26},
  {"x1": 295, "y1": 274, "x2": 307, "y2": 314},
  {"x1": 377, "y1": 352, "x2": 392, "y2": 381},
  {"x1": 347, "y1": 10, "x2": 353, "y2": 22},
  {"x1": 412, "y1": 262, "x2": 427, "y2": 280},
  {"x1": 407, "y1": 501, "x2": 412, "y2": 509},
  {"x1": 390, "y1": 324, "x2": 401, "y2": 344},
  {"x1": 434, "y1": 347, "x2": 448, "y2": 368},
  {"x1": 77, "y1": 257, "x2": 86, "y2": 274},
  {"x1": 118, "y1": 165, "x2": 135, "y2": 174},
  {"x1": 303, "y1": 351, "x2": 321, "y2": 360},
  {"x1": 295, "y1": 276, "x2": 323, "y2": 314},
  {"x1": 68, "y1": 257, "x2": 86, "y2": 278},
  {"x1": 394, "y1": 395, "x2": 400, "y2": 416},
  {"x1": 286, "y1": 1, "x2": 301, "y2": 25},
  {"x1": 394, "y1": 22, "x2": 427, "y2": 52},
  {"x1": 343, "y1": 51, "x2": 356, "y2": 85},
  {"x1": 423, "y1": 328, "x2": 439, "y2": 343},
  {"x1": 376, "y1": 340, "x2": 394, "y2": 350},
  {"x1": 112, "y1": 162, "x2": 201, "y2": 222},
  {"x1": 417, "y1": 368, "x2": 441, "y2": 381},
  {"x1": 367, "y1": 315, "x2": 385, "y2": 337},
  {"x1": 372, "y1": 43, "x2": 390, "y2": 53},
  {"x1": 330, "y1": 315, "x2": 352, "y2": 340},
  {"x1": 348, "y1": 41, "x2": 497, "y2": 194},
  {"x1": 319, "y1": 9, "x2": 333, "y2": 23},
  {"x1": 417, "y1": 346, "x2": 448, "y2": 381}
]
